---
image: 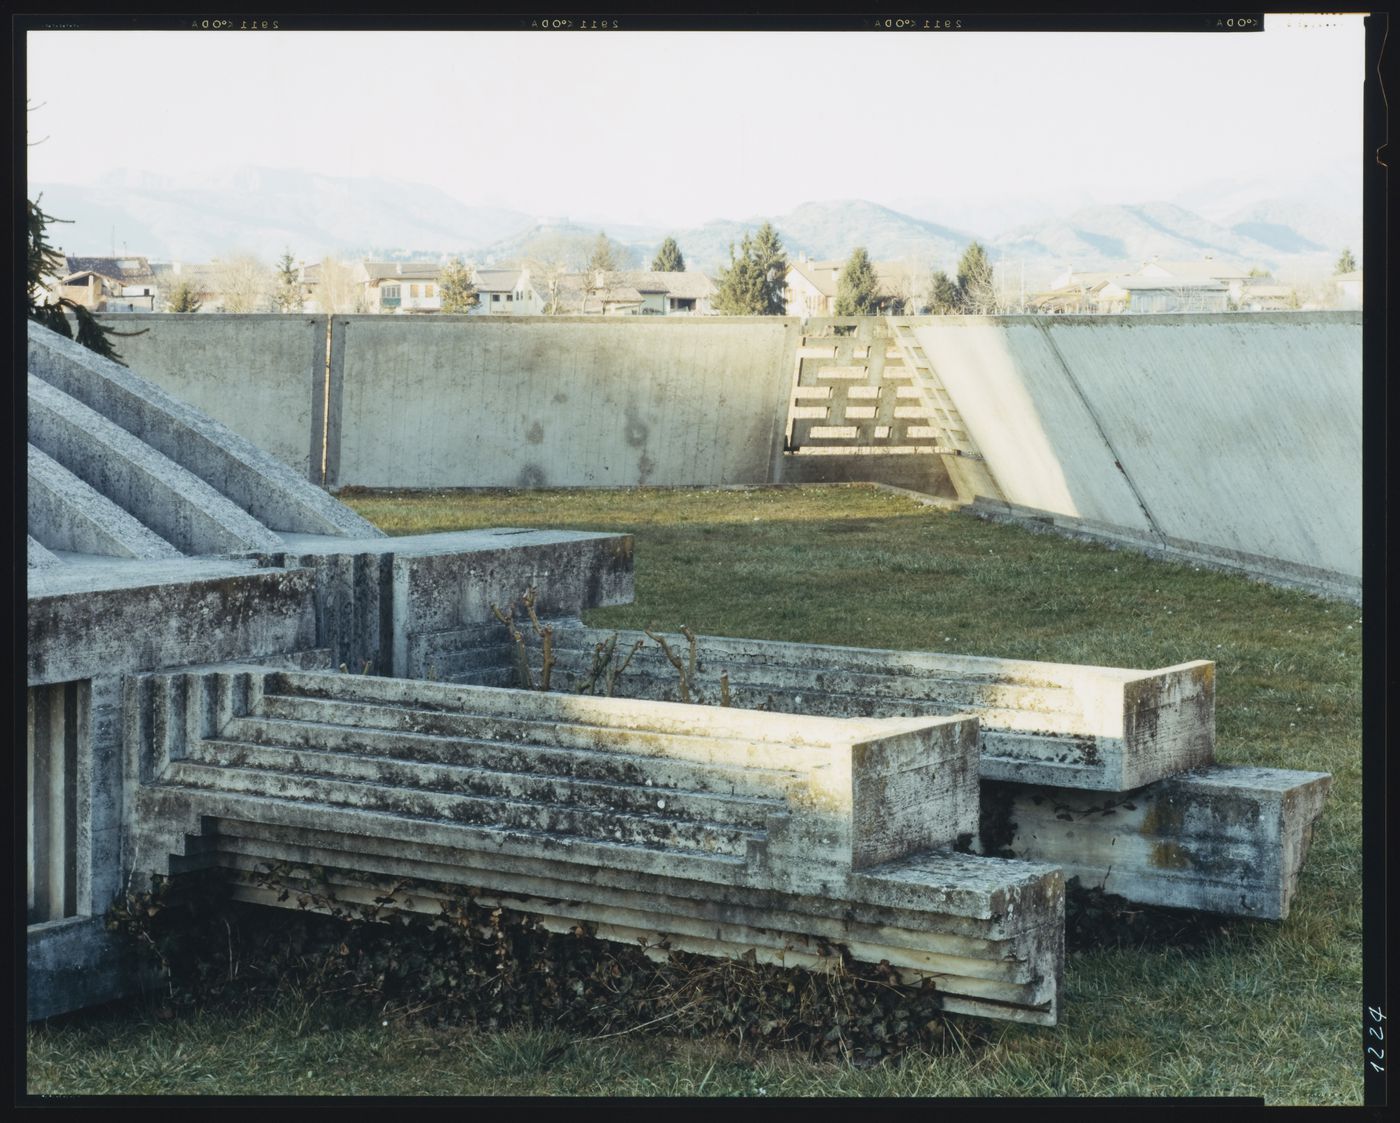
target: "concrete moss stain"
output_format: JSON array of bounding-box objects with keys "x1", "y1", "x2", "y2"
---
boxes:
[{"x1": 1150, "y1": 841, "x2": 1195, "y2": 870}]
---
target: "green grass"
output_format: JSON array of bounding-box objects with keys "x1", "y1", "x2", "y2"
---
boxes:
[{"x1": 25, "y1": 485, "x2": 1363, "y2": 1102}]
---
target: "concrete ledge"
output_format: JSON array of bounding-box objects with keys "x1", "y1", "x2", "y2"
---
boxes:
[
  {"x1": 28, "y1": 444, "x2": 183, "y2": 560},
  {"x1": 28, "y1": 916, "x2": 145, "y2": 1022},
  {"x1": 258, "y1": 529, "x2": 635, "y2": 677},
  {"x1": 28, "y1": 536, "x2": 62, "y2": 570},
  {"x1": 495, "y1": 626, "x2": 1214, "y2": 792},
  {"x1": 968, "y1": 491, "x2": 1361, "y2": 604},
  {"x1": 28, "y1": 375, "x2": 284, "y2": 557},
  {"x1": 27, "y1": 562, "x2": 319, "y2": 686},
  {"x1": 28, "y1": 322, "x2": 379, "y2": 539},
  {"x1": 976, "y1": 765, "x2": 1333, "y2": 919}
]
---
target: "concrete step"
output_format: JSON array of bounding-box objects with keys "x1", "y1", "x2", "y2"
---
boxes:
[
  {"x1": 252, "y1": 692, "x2": 851, "y2": 777},
  {"x1": 189, "y1": 735, "x2": 784, "y2": 829},
  {"x1": 217, "y1": 713, "x2": 805, "y2": 797},
  {"x1": 522, "y1": 628, "x2": 1214, "y2": 792},
  {"x1": 975, "y1": 765, "x2": 1333, "y2": 919},
  {"x1": 162, "y1": 759, "x2": 766, "y2": 858}
]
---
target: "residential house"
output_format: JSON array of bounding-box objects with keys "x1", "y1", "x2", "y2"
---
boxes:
[
  {"x1": 487, "y1": 269, "x2": 716, "y2": 316},
  {"x1": 470, "y1": 269, "x2": 547, "y2": 315},
  {"x1": 784, "y1": 257, "x2": 924, "y2": 316},
  {"x1": 355, "y1": 261, "x2": 442, "y2": 313},
  {"x1": 1135, "y1": 258, "x2": 1256, "y2": 305},
  {"x1": 784, "y1": 259, "x2": 841, "y2": 317},
  {"x1": 1028, "y1": 270, "x2": 1131, "y2": 314},
  {"x1": 57, "y1": 255, "x2": 159, "y2": 312},
  {"x1": 613, "y1": 271, "x2": 717, "y2": 315},
  {"x1": 1096, "y1": 276, "x2": 1229, "y2": 314},
  {"x1": 1333, "y1": 270, "x2": 1362, "y2": 309},
  {"x1": 871, "y1": 263, "x2": 928, "y2": 315},
  {"x1": 1234, "y1": 281, "x2": 1296, "y2": 312}
]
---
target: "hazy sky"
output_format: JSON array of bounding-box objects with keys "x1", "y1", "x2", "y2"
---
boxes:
[{"x1": 25, "y1": 15, "x2": 1369, "y2": 227}]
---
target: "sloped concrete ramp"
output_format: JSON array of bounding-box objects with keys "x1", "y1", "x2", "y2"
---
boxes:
[{"x1": 906, "y1": 313, "x2": 1362, "y2": 593}]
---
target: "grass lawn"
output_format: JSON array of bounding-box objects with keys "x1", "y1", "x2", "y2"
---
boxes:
[{"x1": 25, "y1": 485, "x2": 1364, "y2": 1102}]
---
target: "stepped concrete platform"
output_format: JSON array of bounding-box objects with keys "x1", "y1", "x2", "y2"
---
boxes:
[
  {"x1": 126, "y1": 667, "x2": 1064, "y2": 1024},
  {"x1": 452, "y1": 625, "x2": 1215, "y2": 792},
  {"x1": 447, "y1": 624, "x2": 1325, "y2": 919},
  {"x1": 25, "y1": 323, "x2": 638, "y2": 1021}
]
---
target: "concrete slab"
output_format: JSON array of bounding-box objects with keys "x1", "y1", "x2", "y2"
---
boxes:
[
  {"x1": 976, "y1": 765, "x2": 1333, "y2": 919},
  {"x1": 28, "y1": 322, "x2": 378, "y2": 538},
  {"x1": 28, "y1": 444, "x2": 182, "y2": 560},
  {"x1": 493, "y1": 626, "x2": 1214, "y2": 792},
  {"x1": 28, "y1": 375, "x2": 284, "y2": 557}
]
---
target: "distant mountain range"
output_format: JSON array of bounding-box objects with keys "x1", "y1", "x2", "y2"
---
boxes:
[{"x1": 29, "y1": 165, "x2": 1361, "y2": 282}]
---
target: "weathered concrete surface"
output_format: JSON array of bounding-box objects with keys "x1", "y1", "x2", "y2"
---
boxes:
[
  {"x1": 28, "y1": 916, "x2": 148, "y2": 1022},
  {"x1": 966, "y1": 497, "x2": 1363, "y2": 604},
  {"x1": 94, "y1": 313, "x2": 327, "y2": 480},
  {"x1": 260, "y1": 529, "x2": 635, "y2": 677},
  {"x1": 26, "y1": 560, "x2": 320, "y2": 687},
  {"x1": 908, "y1": 313, "x2": 1362, "y2": 583},
  {"x1": 977, "y1": 766, "x2": 1333, "y2": 919},
  {"x1": 456, "y1": 627, "x2": 1327, "y2": 918},
  {"x1": 491, "y1": 626, "x2": 1214, "y2": 792},
  {"x1": 29, "y1": 374, "x2": 286, "y2": 556},
  {"x1": 28, "y1": 535, "x2": 63, "y2": 570},
  {"x1": 127, "y1": 667, "x2": 1062, "y2": 1023},
  {"x1": 331, "y1": 316, "x2": 800, "y2": 489},
  {"x1": 30, "y1": 322, "x2": 377, "y2": 538},
  {"x1": 776, "y1": 451, "x2": 957, "y2": 497},
  {"x1": 28, "y1": 443, "x2": 183, "y2": 560}
]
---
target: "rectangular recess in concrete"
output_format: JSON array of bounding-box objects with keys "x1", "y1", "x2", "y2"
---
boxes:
[{"x1": 28, "y1": 683, "x2": 80, "y2": 924}]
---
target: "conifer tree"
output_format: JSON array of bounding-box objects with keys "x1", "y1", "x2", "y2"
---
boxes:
[
  {"x1": 834, "y1": 247, "x2": 881, "y2": 315},
  {"x1": 272, "y1": 249, "x2": 303, "y2": 312},
  {"x1": 1334, "y1": 247, "x2": 1357, "y2": 274},
  {"x1": 928, "y1": 270, "x2": 959, "y2": 314},
  {"x1": 713, "y1": 223, "x2": 789, "y2": 315},
  {"x1": 26, "y1": 196, "x2": 144, "y2": 364},
  {"x1": 587, "y1": 232, "x2": 620, "y2": 274},
  {"x1": 751, "y1": 222, "x2": 789, "y2": 315},
  {"x1": 652, "y1": 236, "x2": 685, "y2": 272},
  {"x1": 439, "y1": 256, "x2": 479, "y2": 313},
  {"x1": 712, "y1": 235, "x2": 762, "y2": 314},
  {"x1": 954, "y1": 242, "x2": 997, "y2": 314},
  {"x1": 163, "y1": 276, "x2": 203, "y2": 313}
]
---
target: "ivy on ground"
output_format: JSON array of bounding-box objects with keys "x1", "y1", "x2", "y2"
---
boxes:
[{"x1": 107, "y1": 870, "x2": 988, "y2": 1064}]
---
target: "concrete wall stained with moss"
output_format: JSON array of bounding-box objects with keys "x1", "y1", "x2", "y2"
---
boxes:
[{"x1": 329, "y1": 316, "x2": 800, "y2": 490}]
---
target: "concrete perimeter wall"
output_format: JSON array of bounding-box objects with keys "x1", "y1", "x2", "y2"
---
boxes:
[
  {"x1": 96, "y1": 312, "x2": 1361, "y2": 585},
  {"x1": 101, "y1": 314, "x2": 326, "y2": 480},
  {"x1": 909, "y1": 313, "x2": 1363, "y2": 582},
  {"x1": 328, "y1": 315, "x2": 800, "y2": 490}
]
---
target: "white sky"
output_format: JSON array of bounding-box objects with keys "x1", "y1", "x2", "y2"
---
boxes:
[{"x1": 25, "y1": 15, "x2": 1369, "y2": 227}]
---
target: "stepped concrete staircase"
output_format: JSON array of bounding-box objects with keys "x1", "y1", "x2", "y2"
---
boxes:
[
  {"x1": 457, "y1": 624, "x2": 1329, "y2": 921},
  {"x1": 26, "y1": 319, "x2": 1331, "y2": 1029},
  {"x1": 128, "y1": 668, "x2": 1065, "y2": 1024}
]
